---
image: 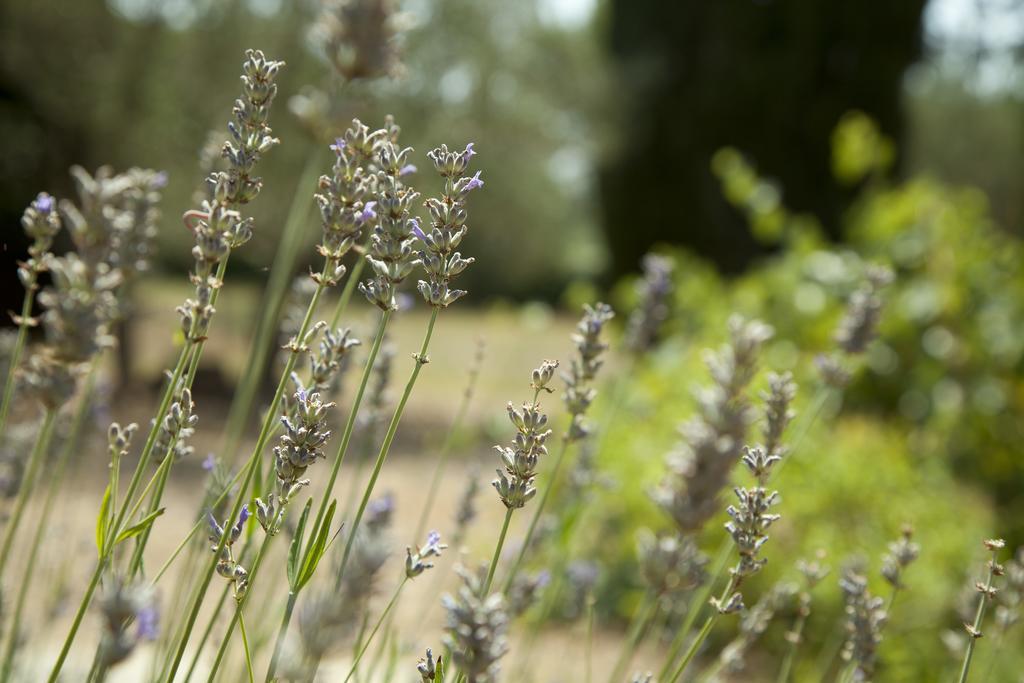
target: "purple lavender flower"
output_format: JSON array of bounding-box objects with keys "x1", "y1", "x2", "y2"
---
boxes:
[
  {"x1": 357, "y1": 200, "x2": 378, "y2": 224},
  {"x1": 463, "y1": 142, "x2": 476, "y2": 160},
  {"x1": 368, "y1": 493, "x2": 395, "y2": 519},
  {"x1": 153, "y1": 171, "x2": 169, "y2": 189},
  {"x1": 400, "y1": 163, "x2": 418, "y2": 176},
  {"x1": 34, "y1": 192, "x2": 53, "y2": 213},
  {"x1": 464, "y1": 171, "x2": 484, "y2": 192},
  {"x1": 233, "y1": 504, "x2": 250, "y2": 534},
  {"x1": 206, "y1": 511, "x2": 221, "y2": 535},
  {"x1": 410, "y1": 217, "x2": 427, "y2": 242},
  {"x1": 330, "y1": 137, "x2": 346, "y2": 154},
  {"x1": 202, "y1": 453, "x2": 216, "y2": 472},
  {"x1": 136, "y1": 605, "x2": 160, "y2": 641}
]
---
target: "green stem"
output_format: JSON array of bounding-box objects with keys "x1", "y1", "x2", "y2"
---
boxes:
[
  {"x1": 220, "y1": 156, "x2": 322, "y2": 467},
  {"x1": 585, "y1": 593, "x2": 596, "y2": 683},
  {"x1": 0, "y1": 366, "x2": 92, "y2": 680},
  {"x1": 606, "y1": 591, "x2": 658, "y2": 683},
  {"x1": 342, "y1": 578, "x2": 408, "y2": 683},
  {"x1": 46, "y1": 555, "x2": 108, "y2": 683},
  {"x1": 329, "y1": 255, "x2": 366, "y2": 329},
  {"x1": 0, "y1": 407, "x2": 56, "y2": 581},
  {"x1": 181, "y1": 581, "x2": 233, "y2": 683},
  {"x1": 334, "y1": 307, "x2": 439, "y2": 588},
  {"x1": 657, "y1": 538, "x2": 731, "y2": 681},
  {"x1": 957, "y1": 546, "x2": 1000, "y2": 683},
  {"x1": 482, "y1": 508, "x2": 515, "y2": 598},
  {"x1": 0, "y1": 270, "x2": 39, "y2": 442},
  {"x1": 165, "y1": 271, "x2": 329, "y2": 682},
  {"x1": 667, "y1": 575, "x2": 738, "y2": 683},
  {"x1": 312, "y1": 309, "x2": 391, "y2": 542},
  {"x1": 500, "y1": 436, "x2": 571, "y2": 595},
  {"x1": 265, "y1": 591, "x2": 297, "y2": 682},
  {"x1": 411, "y1": 345, "x2": 482, "y2": 541},
  {"x1": 238, "y1": 612, "x2": 255, "y2": 683},
  {"x1": 206, "y1": 525, "x2": 279, "y2": 682}
]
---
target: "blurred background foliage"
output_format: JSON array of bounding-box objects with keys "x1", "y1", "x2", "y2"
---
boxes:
[{"x1": 3, "y1": 0, "x2": 1024, "y2": 678}]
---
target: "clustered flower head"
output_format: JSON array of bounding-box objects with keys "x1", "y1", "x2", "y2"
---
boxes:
[
  {"x1": 417, "y1": 647, "x2": 439, "y2": 681},
  {"x1": 880, "y1": 525, "x2": 920, "y2": 590},
  {"x1": 16, "y1": 192, "x2": 61, "y2": 297},
  {"x1": 37, "y1": 253, "x2": 120, "y2": 364},
  {"x1": 96, "y1": 579, "x2": 159, "y2": 670},
  {"x1": 453, "y1": 467, "x2": 482, "y2": 545},
  {"x1": 314, "y1": 119, "x2": 386, "y2": 286},
  {"x1": 625, "y1": 252, "x2": 675, "y2": 354},
  {"x1": 306, "y1": 326, "x2": 362, "y2": 396},
  {"x1": 638, "y1": 529, "x2": 707, "y2": 597},
  {"x1": 839, "y1": 564, "x2": 888, "y2": 682},
  {"x1": 995, "y1": 546, "x2": 1024, "y2": 631},
  {"x1": 406, "y1": 530, "x2": 448, "y2": 578},
  {"x1": 653, "y1": 316, "x2": 773, "y2": 534},
  {"x1": 492, "y1": 363, "x2": 556, "y2": 509},
  {"x1": 153, "y1": 387, "x2": 198, "y2": 463},
  {"x1": 269, "y1": 389, "x2": 334, "y2": 510},
  {"x1": 311, "y1": 0, "x2": 403, "y2": 81},
  {"x1": 208, "y1": 504, "x2": 251, "y2": 600},
  {"x1": 818, "y1": 263, "x2": 894, "y2": 387},
  {"x1": 359, "y1": 131, "x2": 421, "y2": 311},
  {"x1": 761, "y1": 371, "x2": 796, "y2": 460},
  {"x1": 178, "y1": 50, "x2": 283, "y2": 344},
  {"x1": 414, "y1": 143, "x2": 481, "y2": 307},
  {"x1": 61, "y1": 165, "x2": 166, "y2": 278},
  {"x1": 506, "y1": 570, "x2": 551, "y2": 617},
  {"x1": 719, "y1": 581, "x2": 798, "y2": 674},
  {"x1": 563, "y1": 303, "x2": 615, "y2": 442},
  {"x1": 443, "y1": 564, "x2": 510, "y2": 683}
]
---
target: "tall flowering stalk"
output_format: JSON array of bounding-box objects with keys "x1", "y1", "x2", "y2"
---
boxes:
[
  {"x1": 58, "y1": 50, "x2": 288, "y2": 683},
  {"x1": 444, "y1": 564, "x2": 510, "y2": 683},
  {"x1": 652, "y1": 318, "x2": 777, "y2": 681},
  {"x1": 957, "y1": 539, "x2": 1006, "y2": 683},
  {"x1": 478, "y1": 360, "x2": 558, "y2": 596},
  {"x1": 502, "y1": 303, "x2": 613, "y2": 592},
  {"x1": 332, "y1": 140, "x2": 481, "y2": 586},
  {"x1": 0, "y1": 193, "x2": 60, "y2": 442},
  {"x1": 204, "y1": 389, "x2": 335, "y2": 681}
]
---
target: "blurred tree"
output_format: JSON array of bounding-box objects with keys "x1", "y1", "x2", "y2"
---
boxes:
[{"x1": 598, "y1": 0, "x2": 928, "y2": 277}]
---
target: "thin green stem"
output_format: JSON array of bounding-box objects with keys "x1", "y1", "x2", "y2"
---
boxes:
[
  {"x1": 656, "y1": 546, "x2": 731, "y2": 683},
  {"x1": 667, "y1": 575, "x2": 738, "y2": 683},
  {"x1": 265, "y1": 591, "x2": 297, "y2": 682},
  {"x1": 206, "y1": 526, "x2": 279, "y2": 682},
  {"x1": 312, "y1": 309, "x2": 391, "y2": 541},
  {"x1": 343, "y1": 578, "x2": 408, "y2": 683},
  {"x1": 46, "y1": 555, "x2": 108, "y2": 683},
  {"x1": 0, "y1": 407, "x2": 56, "y2": 581},
  {"x1": 238, "y1": 612, "x2": 255, "y2": 683},
  {"x1": 220, "y1": 157, "x2": 322, "y2": 468},
  {"x1": 585, "y1": 593, "x2": 596, "y2": 683},
  {"x1": 607, "y1": 590, "x2": 657, "y2": 683},
  {"x1": 483, "y1": 508, "x2": 515, "y2": 598},
  {"x1": 0, "y1": 366, "x2": 92, "y2": 680},
  {"x1": 957, "y1": 547, "x2": 1000, "y2": 683},
  {"x1": 412, "y1": 343, "x2": 483, "y2": 541},
  {"x1": 335, "y1": 307, "x2": 439, "y2": 587},
  {"x1": 500, "y1": 436, "x2": 570, "y2": 595},
  {"x1": 181, "y1": 581, "x2": 233, "y2": 683},
  {"x1": 166, "y1": 272, "x2": 329, "y2": 682},
  {"x1": 0, "y1": 271, "x2": 39, "y2": 442},
  {"x1": 329, "y1": 255, "x2": 366, "y2": 329}
]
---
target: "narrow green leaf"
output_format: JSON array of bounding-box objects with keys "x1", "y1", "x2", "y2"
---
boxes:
[
  {"x1": 113, "y1": 508, "x2": 165, "y2": 546},
  {"x1": 297, "y1": 499, "x2": 336, "y2": 590},
  {"x1": 95, "y1": 484, "x2": 111, "y2": 557},
  {"x1": 288, "y1": 499, "x2": 312, "y2": 590}
]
